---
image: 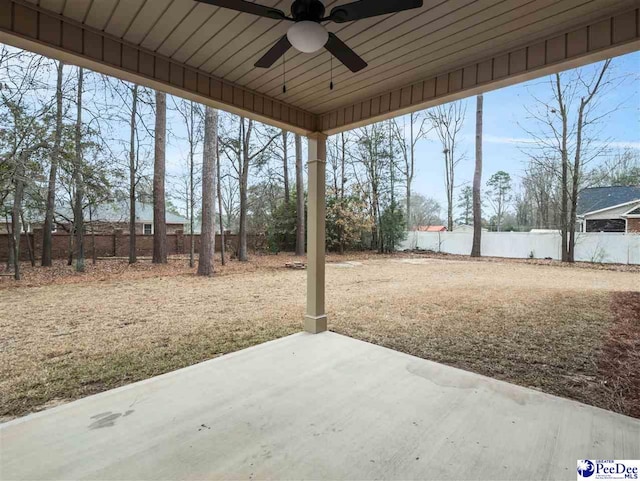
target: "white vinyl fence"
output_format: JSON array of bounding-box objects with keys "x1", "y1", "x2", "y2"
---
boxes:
[{"x1": 399, "y1": 231, "x2": 640, "y2": 265}]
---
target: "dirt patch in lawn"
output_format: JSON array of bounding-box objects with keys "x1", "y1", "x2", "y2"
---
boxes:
[
  {"x1": 1, "y1": 252, "x2": 639, "y2": 420},
  {"x1": 596, "y1": 291, "x2": 640, "y2": 418}
]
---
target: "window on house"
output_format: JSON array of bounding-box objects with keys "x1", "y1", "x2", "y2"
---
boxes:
[
  {"x1": 586, "y1": 219, "x2": 625, "y2": 233},
  {"x1": 143, "y1": 223, "x2": 152, "y2": 235}
]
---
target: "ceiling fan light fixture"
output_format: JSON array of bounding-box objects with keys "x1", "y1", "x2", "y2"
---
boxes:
[{"x1": 287, "y1": 21, "x2": 328, "y2": 53}]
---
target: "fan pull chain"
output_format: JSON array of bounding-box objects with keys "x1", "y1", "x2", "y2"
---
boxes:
[
  {"x1": 330, "y1": 55, "x2": 334, "y2": 91},
  {"x1": 282, "y1": 54, "x2": 286, "y2": 94}
]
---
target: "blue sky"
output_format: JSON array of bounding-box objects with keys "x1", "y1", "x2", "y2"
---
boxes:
[{"x1": 408, "y1": 52, "x2": 640, "y2": 211}]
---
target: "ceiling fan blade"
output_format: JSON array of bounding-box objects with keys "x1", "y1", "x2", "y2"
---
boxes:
[
  {"x1": 327, "y1": 0, "x2": 423, "y2": 23},
  {"x1": 325, "y1": 33, "x2": 367, "y2": 73},
  {"x1": 255, "y1": 35, "x2": 292, "y2": 68},
  {"x1": 195, "y1": 0, "x2": 289, "y2": 20}
]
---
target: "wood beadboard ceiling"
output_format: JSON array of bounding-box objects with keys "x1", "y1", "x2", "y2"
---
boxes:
[{"x1": 22, "y1": 0, "x2": 640, "y2": 115}]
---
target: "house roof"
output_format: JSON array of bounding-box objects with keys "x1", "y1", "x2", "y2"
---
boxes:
[
  {"x1": 415, "y1": 225, "x2": 447, "y2": 232},
  {"x1": 57, "y1": 201, "x2": 188, "y2": 224},
  {"x1": 576, "y1": 186, "x2": 640, "y2": 216},
  {"x1": 624, "y1": 206, "x2": 640, "y2": 216}
]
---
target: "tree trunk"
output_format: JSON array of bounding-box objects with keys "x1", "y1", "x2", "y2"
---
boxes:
[
  {"x1": 42, "y1": 60, "x2": 64, "y2": 267},
  {"x1": 295, "y1": 133, "x2": 305, "y2": 256},
  {"x1": 445, "y1": 150, "x2": 454, "y2": 232},
  {"x1": 153, "y1": 91, "x2": 167, "y2": 264},
  {"x1": 198, "y1": 106, "x2": 218, "y2": 276},
  {"x1": 5, "y1": 212, "x2": 13, "y2": 270},
  {"x1": 282, "y1": 130, "x2": 290, "y2": 205},
  {"x1": 67, "y1": 225, "x2": 73, "y2": 266},
  {"x1": 237, "y1": 118, "x2": 250, "y2": 262},
  {"x1": 561, "y1": 146, "x2": 569, "y2": 262},
  {"x1": 405, "y1": 183, "x2": 411, "y2": 230},
  {"x1": 568, "y1": 103, "x2": 585, "y2": 262},
  {"x1": 389, "y1": 119, "x2": 395, "y2": 207},
  {"x1": 189, "y1": 102, "x2": 195, "y2": 268},
  {"x1": 73, "y1": 67, "x2": 85, "y2": 273},
  {"x1": 471, "y1": 94, "x2": 483, "y2": 257},
  {"x1": 374, "y1": 191, "x2": 382, "y2": 253},
  {"x1": 554, "y1": 74, "x2": 570, "y2": 262},
  {"x1": 11, "y1": 162, "x2": 24, "y2": 280},
  {"x1": 217, "y1": 128, "x2": 226, "y2": 266},
  {"x1": 90, "y1": 204, "x2": 97, "y2": 264},
  {"x1": 567, "y1": 61, "x2": 609, "y2": 262},
  {"x1": 406, "y1": 117, "x2": 414, "y2": 228},
  {"x1": 339, "y1": 132, "x2": 346, "y2": 254},
  {"x1": 21, "y1": 210, "x2": 35, "y2": 267},
  {"x1": 129, "y1": 85, "x2": 138, "y2": 264}
]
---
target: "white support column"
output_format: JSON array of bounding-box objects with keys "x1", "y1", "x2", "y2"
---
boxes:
[{"x1": 305, "y1": 133, "x2": 327, "y2": 334}]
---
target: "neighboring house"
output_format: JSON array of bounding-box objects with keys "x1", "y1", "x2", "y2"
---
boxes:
[
  {"x1": 81, "y1": 201, "x2": 189, "y2": 235},
  {"x1": 0, "y1": 201, "x2": 188, "y2": 235},
  {"x1": 414, "y1": 225, "x2": 447, "y2": 232},
  {"x1": 577, "y1": 186, "x2": 640, "y2": 233}
]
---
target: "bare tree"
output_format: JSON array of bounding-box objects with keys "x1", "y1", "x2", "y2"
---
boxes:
[
  {"x1": 222, "y1": 117, "x2": 278, "y2": 261},
  {"x1": 427, "y1": 101, "x2": 466, "y2": 231},
  {"x1": 128, "y1": 84, "x2": 139, "y2": 264},
  {"x1": 219, "y1": 171, "x2": 240, "y2": 231},
  {"x1": 198, "y1": 106, "x2": 218, "y2": 276},
  {"x1": 216, "y1": 128, "x2": 226, "y2": 266},
  {"x1": 281, "y1": 130, "x2": 290, "y2": 204},
  {"x1": 237, "y1": 118, "x2": 251, "y2": 261},
  {"x1": 523, "y1": 59, "x2": 614, "y2": 261},
  {"x1": 327, "y1": 132, "x2": 349, "y2": 253},
  {"x1": 352, "y1": 123, "x2": 391, "y2": 252},
  {"x1": 72, "y1": 67, "x2": 85, "y2": 272},
  {"x1": 409, "y1": 194, "x2": 442, "y2": 229},
  {"x1": 11, "y1": 161, "x2": 25, "y2": 280},
  {"x1": 521, "y1": 160, "x2": 560, "y2": 229},
  {"x1": 42, "y1": 60, "x2": 64, "y2": 267},
  {"x1": 174, "y1": 99, "x2": 203, "y2": 267},
  {"x1": 471, "y1": 94, "x2": 483, "y2": 257},
  {"x1": 567, "y1": 61, "x2": 612, "y2": 261},
  {"x1": 391, "y1": 112, "x2": 431, "y2": 226},
  {"x1": 153, "y1": 91, "x2": 167, "y2": 264},
  {"x1": 588, "y1": 148, "x2": 640, "y2": 187},
  {"x1": 295, "y1": 133, "x2": 305, "y2": 256}
]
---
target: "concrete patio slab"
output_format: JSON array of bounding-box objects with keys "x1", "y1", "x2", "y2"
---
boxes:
[{"x1": 1, "y1": 332, "x2": 639, "y2": 480}]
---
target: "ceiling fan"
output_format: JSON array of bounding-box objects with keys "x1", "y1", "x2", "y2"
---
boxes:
[{"x1": 195, "y1": 0, "x2": 424, "y2": 73}]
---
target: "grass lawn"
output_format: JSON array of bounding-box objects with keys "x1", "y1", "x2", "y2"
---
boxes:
[{"x1": 1, "y1": 252, "x2": 638, "y2": 420}]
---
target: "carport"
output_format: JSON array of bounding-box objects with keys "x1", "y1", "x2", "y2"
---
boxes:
[{"x1": 0, "y1": 0, "x2": 639, "y2": 478}]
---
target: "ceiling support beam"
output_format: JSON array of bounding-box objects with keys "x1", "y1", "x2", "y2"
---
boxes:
[
  {"x1": 318, "y1": 7, "x2": 640, "y2": 135},
  {"x1": 0, "y1": 0, "x2": 316, "y2": 135}
]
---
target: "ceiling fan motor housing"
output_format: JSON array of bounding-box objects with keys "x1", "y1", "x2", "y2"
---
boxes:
[{"x1": 291, "y1": 0, "x2": 326, "y2": 21}]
